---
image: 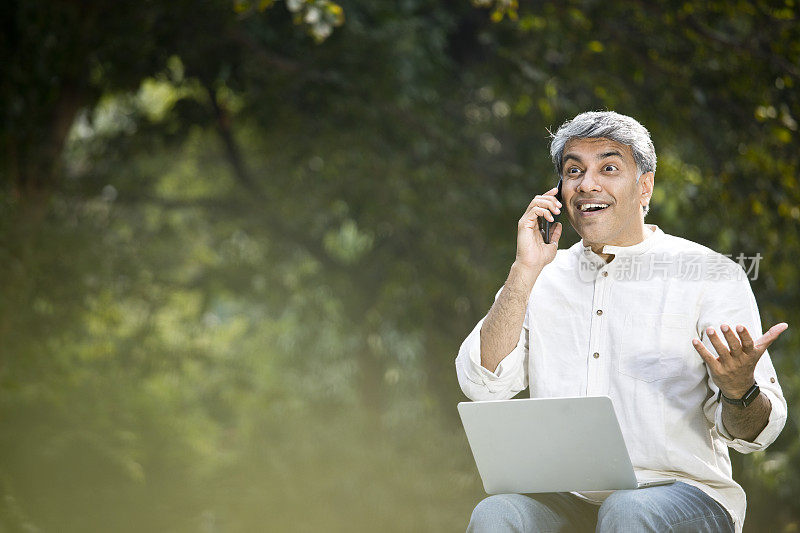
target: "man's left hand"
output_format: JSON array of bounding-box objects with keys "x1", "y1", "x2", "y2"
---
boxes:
[{"x1": 692, "y1": 322, "x2": 788, "y2": 398}]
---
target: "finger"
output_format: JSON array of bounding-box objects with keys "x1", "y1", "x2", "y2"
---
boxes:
[
  {"x1": 753, "y1": 322, "x2": 789, "y2": 351},
  {"x1": 520, "y1": 207, "x2": 551, "y2": 231},
  {"x1": 523, "y1": 197, "x2": 558, "y2": 220},
  {"x1": 735, "y1": 325, "x2": 756, "y2": 355},
  {"x1": 705, "y1": 327, "x2": 731, "y2": 361},
  {"x1": 533, "y1": 195, "x2": 562, "y2": 214},
  {"x1": 533, "y1": 206, "x2": 554, "y2": 222},
  {"x1": 547, "y1": 222, "x2": 563, "y2": 246},
  {"x1": 528, "y1": 189, "x2": 561, "y2": 209},
  {"x1": 520, "y1": 203, "x2": 544, "y2": 226},
  {"x1": 539, "y1": 191, "x2": 562, "y2": 208},
  {"x1": 719, "y1": 324, "x2": 742, "y2": 356},
  {"x1": 692, "y1": 338, "x2": 721, "y2": 373}
]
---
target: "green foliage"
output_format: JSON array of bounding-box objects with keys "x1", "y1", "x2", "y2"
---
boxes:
[
  {"x1": 233, "y1": 0, "x2": 346, "y2": 42},
  {"x1": 1, "y1": 0, "x2": 799, "y2": 531}
]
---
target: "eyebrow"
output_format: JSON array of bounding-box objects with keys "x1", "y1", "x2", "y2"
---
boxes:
[{"x1": 562, "y1": 153, "x2": 583, "y2": 165}]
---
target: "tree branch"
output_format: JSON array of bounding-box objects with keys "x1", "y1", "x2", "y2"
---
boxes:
[{"x1": 202, "y1": 81, "x2": 343, "y2": 272}]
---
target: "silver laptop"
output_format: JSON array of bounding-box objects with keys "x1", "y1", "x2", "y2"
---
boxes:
[{"x1": 458, "y1": 396, "x2": 675, "y2": 494}]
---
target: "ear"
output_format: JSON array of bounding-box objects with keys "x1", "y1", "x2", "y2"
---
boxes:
[{"x1": 638, "y1": 171, "x2": 654, "y2": 209}]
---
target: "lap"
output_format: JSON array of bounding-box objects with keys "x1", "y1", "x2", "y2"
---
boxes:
[
  {"x1": 597, "y1": 482, "x2": 734, "y2": 533},
  {"x1": 467, "y1": 483, "x2": 733, "y2": 533},
  {"x1": 467, "y1": 492, "x2": 597, "y2": 533}
]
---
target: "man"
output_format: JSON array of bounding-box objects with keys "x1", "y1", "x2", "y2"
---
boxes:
[{"x1": 455, "y1": 111, "x2": 788, "y2": 533}]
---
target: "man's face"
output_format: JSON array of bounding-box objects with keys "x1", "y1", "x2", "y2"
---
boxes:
[{"x1": 560, "y1": 137, "x2": 654, "y2": 249}]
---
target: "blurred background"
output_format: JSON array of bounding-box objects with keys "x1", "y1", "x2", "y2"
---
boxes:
[{"x1": 1, "y1": 0, "x2": 799, "y2": 531}]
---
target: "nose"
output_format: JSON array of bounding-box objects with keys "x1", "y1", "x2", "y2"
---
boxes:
[{"x1": 577, "y1": 171, "x2": 602, "y2": 193}]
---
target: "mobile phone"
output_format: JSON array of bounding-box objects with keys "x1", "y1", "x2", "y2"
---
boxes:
[{"x1": 539, "y1": 178, "x2": 563, "y2": 244}]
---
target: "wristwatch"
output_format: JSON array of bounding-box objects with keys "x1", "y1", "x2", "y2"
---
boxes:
[{"x1": 718, "y1": 383, "x2": 760, "y2": 407}]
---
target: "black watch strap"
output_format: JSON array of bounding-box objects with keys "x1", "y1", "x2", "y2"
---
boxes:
[{"x1": 719, "y1": 382, "x2": 760, "y2": 407}]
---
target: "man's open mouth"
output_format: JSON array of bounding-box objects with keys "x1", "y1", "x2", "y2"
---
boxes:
[{"x1": 577, "y1": 203, "x2": 610, "y2": 213}]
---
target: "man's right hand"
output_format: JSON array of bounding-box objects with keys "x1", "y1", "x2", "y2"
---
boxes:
[
  {"x1": 480, "y1": 187, "x2": 564, "y2": 372},
  {"x1": 516, "y1": 186, "x2": 563, "y2": 270}
]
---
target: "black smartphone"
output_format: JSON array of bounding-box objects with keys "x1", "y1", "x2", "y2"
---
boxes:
[{"x1": 538, "y1": 178, "x2": 562, "y2": 244}]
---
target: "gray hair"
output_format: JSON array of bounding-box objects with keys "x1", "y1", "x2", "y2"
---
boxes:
[{"x1": 549, "y1": 111, "x2": 656, "y2": 216}]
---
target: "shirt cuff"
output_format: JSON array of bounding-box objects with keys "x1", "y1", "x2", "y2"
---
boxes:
[
  {"x1": 714, "y1": 388, "x2": 787, "y2": 453},
  {"x1": 455, "y1": 318, "x2": 527, "y2": 398}
]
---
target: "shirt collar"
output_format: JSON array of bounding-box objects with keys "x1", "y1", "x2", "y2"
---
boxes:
[{"x1": 575, "y1": 224, "x2": 664, "y2": 261}]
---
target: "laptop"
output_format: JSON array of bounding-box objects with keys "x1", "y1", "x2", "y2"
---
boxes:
[{"x1": 457, "y1": 396, "x2": 675, "y2": 494}]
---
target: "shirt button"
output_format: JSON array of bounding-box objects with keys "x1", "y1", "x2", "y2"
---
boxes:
[
  {"x1": 771, "y1": 377, "x2": 776, "y2": 383},
  {"x1": 596, "y1": 309, "x2": 603, "y2": 316},
  {"x1": 593, "y1": 352, "x2": 600, "y2": 359},
  {"x1": 601, "y1": 271, "x2": 608, "y2": 277}
]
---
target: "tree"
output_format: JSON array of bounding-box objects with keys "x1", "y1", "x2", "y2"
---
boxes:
[{"x1": 1, "y1": 1, "x2": 798, "y2": 530}]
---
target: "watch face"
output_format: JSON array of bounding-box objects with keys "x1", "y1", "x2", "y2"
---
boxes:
[
  {"x1": 719, "y1": 383, "x2": 760, "y2": 406},
  {"x1": 742, "y1": 384, "x2": 760, "y2": 406}
]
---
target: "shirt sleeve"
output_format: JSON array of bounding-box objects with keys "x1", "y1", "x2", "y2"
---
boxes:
[
  {"x1": 455, "y1": 286, "x2": 529, "y2": 401},
  {"x1": 699, "y1": 259, "x2": 787, "y2": 453}
]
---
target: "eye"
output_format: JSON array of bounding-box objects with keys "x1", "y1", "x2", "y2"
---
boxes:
[
  {"x1": 566, "y1": 166, "x2": 583, "y2": 177},
  {"x1": 603, "y1": 164, "x2": 618, "y2": 172}
]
